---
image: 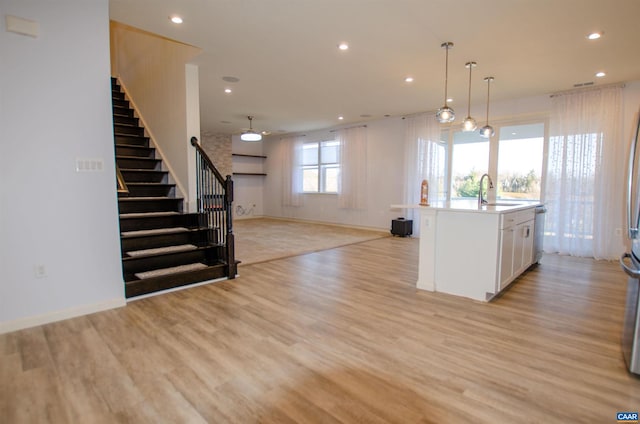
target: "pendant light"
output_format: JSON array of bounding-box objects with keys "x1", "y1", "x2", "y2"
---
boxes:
[
  {"x1": 462, "y1": 61, "x2": 477, "y2": 132},
  {"x1": 240, "y1": 116, "x2": 262, "y2": 142},
  {"x1": 479, "y1": 77, "x2": 495, "y2": 138},
  {"x1": 435, "y1": 42, "x2": 455, "y2": 123}
]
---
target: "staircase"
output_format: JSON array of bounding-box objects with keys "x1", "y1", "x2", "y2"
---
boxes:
[{"x1": 112, "y1": 77, "x2": 234, "y2": 298}]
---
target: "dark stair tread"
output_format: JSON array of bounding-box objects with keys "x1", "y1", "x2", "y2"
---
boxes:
[
  {"x1": 119, "y1": 196, "x2": 182, "y2": 201},
  {"x1": 121, "y1": 226, "x2": 191, "y2": 238},
  {"x1": 119, "y1": 168, "x2": 165, "y2": 172},
  {"x1": 114, "y1": 123, "x2": 143, "y2": 130},
  {"x1": 116, "y1": 155, "x2": 161, "y2": 161},
  {"x1": 118, "y1": 212, "x2": 202, "y2": 233},
  {"x1": 119, "y1": 228, "x2": 214, "y2": 253},
  {"x1": 115, "y1": 143, "x2": 153, "y2": 150},
  {"x1": 125, "y1": 262, "x2": 227, "y2": 298},
  {"x1": 119, "y1": 169, "x2": 168, "y2": 183},
  {"x1": 122, "y1": 245, "x2": 222, "y2": 274},
  {"x1": 120, "y1": 166, "x2": 169, "y2": 171},
  {"x1": 126, "y1": 244, "x2": 200, "y2": 258},
  {"x1": 126, "y1": 182, "x2": 173, "y2": 186},
  {"x1": 120, "y1": 211, "x2": 180, "y2": 218},
  {"x1": 134, "y1": 262, "x2": 208, "y2": 279}
]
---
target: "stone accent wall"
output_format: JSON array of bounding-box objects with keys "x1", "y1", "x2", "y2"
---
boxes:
[{"x1": 200, "y1": 132, "x2": 232, "y2": 178}]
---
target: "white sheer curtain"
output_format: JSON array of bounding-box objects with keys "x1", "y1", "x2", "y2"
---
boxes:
[
  {"x1": 403, "y1": 113, "x2": 447, "y2": 234},
  {"x1": 337, "y1": 126, "x2": 367, "y2": 209},
  {"x1": 544, "y1": 85, "x2": 624, "y2": 259},
  {"x1": 281, "y1": 136, "x2": 304, "y2": 207}
]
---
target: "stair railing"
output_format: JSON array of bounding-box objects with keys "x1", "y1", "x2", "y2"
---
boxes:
[{"x1": 190, "y1": 137, "x2": 236, "y2": 279}]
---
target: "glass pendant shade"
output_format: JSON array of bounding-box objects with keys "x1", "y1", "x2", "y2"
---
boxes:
[
  {"x1": 462, "y1": 116, "x2": 477, "y2": 131},
  {"x1": 479, "y1": 124, "x2": 495, "y2": 138},
  {"x1": 240, "y1": 116, "x2": 262, "y2": 142},
  {"x1": 462, "y1": 61, "x2": 477, "y2": 132},
  {"x1": 436, "y1": 42, "x2": 455, "y2": 123},
  {"x1": 436, "y1": 106, "x2": 455, "y2": 123},
  {"x1": 479, "y1": 76, "x2": 494, "y2": 138}
]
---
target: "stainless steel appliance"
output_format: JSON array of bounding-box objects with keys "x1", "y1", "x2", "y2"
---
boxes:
[
  {"x1": 620, "y1": 109, "x2": 640, "y2": 375},
  {"x1": 533, "y1": 205, "x2": 546, "y2": 264}
]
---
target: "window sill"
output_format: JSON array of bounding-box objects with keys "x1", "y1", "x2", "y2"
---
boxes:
[{"x1": 302, "y1": 192, "x2": 338, "y2": 195}]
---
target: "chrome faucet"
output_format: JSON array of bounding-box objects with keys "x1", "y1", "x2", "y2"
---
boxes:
[{"x1": 478, "y1": 173, "x2": 494, "y2": 207}]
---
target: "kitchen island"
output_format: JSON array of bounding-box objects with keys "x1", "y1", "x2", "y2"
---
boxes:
[{"x1": 392, "y1": 200, "x2": 540, "y2": 302}]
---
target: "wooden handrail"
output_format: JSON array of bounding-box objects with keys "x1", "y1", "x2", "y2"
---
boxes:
[
  {"x1": 190, "y1": 137, "x2": 226, "y2": 184},
  {"x1": 191, "y1": 136, "x2": 236, "y2": 279}
]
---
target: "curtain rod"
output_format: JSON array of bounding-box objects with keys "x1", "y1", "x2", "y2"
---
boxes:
[
  {"x1": 329, "y1": 124, "x2": 367, "y2": 133},
  {"x1": 550, "y1": 82, "x2": 626, "y2": 98}
]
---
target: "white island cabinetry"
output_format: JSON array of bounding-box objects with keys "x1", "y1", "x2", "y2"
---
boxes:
[
  {"x1": 499, "y1": 208, "x2": 535, "y2": 291},
  {"x1": 395, "y1": 201, "x2": 539, "y2": 302}
]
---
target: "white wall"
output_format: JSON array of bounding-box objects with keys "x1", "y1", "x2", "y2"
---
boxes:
[{"x1": 0, "y1": 0, "x2": 125, "y2": 332}]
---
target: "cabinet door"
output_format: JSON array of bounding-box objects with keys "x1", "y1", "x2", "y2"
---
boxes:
[
  {"x1": 499, "y1": 227, "x2": 515, "y2": 290},
  {"x1": 513, "y1": 223, "x2": 525, "y2": 275},
  {"x1": 522, "y1": 220, "x2": 534, "y2": 268}
]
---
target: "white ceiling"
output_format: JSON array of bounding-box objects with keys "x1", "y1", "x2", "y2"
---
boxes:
[{"x1": 109, "y1": 0, "x2": 640, "y2": 136}]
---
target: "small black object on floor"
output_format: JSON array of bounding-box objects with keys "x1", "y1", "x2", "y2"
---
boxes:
[{"x1": 391, "y1": 217, "x2": 413, "y2": 237}]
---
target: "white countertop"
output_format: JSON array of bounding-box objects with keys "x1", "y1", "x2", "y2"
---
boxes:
[{"x1": 390, "y1": 199, "x2": 540, "y2": 214}]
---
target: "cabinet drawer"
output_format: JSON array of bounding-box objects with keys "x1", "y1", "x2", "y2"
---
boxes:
[{"x1": 500, "y1": 207, "x2": 535, "y2": 229}]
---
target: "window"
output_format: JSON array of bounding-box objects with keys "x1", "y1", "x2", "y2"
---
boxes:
[
  {"x1": 496, "y1": 123, "x2": 544, "y2": 202},
  {"x1": 302, "y1": 140, "x2": 340, "y2": 193},
  {"x1": 450, "y1": 131, "x2": 490, "y2": 199},
  {"x1": 443, "y1": 120, "x2": 546, "y2": 203}
]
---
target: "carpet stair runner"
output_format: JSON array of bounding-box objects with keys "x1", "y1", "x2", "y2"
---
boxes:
[{"x1": 113, "y1": 77, "x2": 227, "y2": 297}]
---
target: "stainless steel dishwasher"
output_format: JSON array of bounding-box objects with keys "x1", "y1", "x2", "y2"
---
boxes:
[{"x1": 533, "y1": 205, "x2": 546, "y2": 264}]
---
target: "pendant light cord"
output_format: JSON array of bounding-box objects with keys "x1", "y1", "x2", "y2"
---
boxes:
[
  {"x1": 485, "y1": 78, "x2": 491, "y2": 124},
  {"x1": 466, "y1": 63, "x2": 474, "y2": 117},
  {"x1": 440, "y1": 42, "x2": 454, "y2": 106},
  {"x1": 443, "y1": 44, "x2": 450, "y2": 104}
]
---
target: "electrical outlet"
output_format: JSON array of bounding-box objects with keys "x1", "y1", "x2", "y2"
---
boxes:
[{"x1": 34, "y1": 264, "x2": 46, "y2": 278}]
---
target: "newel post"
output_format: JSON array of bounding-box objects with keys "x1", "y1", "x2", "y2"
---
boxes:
[{"x1": 225, "y1": 175, "x2": 236, "y2": 278}]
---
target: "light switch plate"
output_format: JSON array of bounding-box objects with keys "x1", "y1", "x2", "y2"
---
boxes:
[
  {"x1": 6, "y1": 15, "x2": 39, "y2": 38},
  {"x1": 76, "y1": 158, "x2": 104, "y2": 172}
]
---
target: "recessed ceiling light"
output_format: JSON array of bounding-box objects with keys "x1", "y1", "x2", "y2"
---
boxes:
[
  {"x1": 338, "y1": 42, "x2": 349, "y2": 50},
  {"x1": 170, "y1": 16, "x2": 183, "y2": 24},
  {"x1": 222, "y1": 76, "x2": 240, "y2": 83},
  {"x1": 587, "y1": 32, "x2": 602, "y2": 40},
  {"x1": 447, "y1": 98, "x2": 453, "y2": 103},
  {"x1": 595, "y1": 71, "x2": 606, "y2": 78},
  {"x1": 224, "y1": 88, "x2": 232, "y2": 94},
  {"x1": 338, "y1": 116, "x2": 344, "y2": 120},
  {"x1": 405, "y1": 77, "x2": 414, "y2": 83}
]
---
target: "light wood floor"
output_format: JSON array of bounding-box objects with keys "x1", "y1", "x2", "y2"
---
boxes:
[{"x1": 1, "y1": 237, "x2": 639, "y2": 423}]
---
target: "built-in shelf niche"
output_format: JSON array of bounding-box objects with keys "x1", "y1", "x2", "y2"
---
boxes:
[{"x1": 232, "y1": 153, "x2": 267, "y2": 176}]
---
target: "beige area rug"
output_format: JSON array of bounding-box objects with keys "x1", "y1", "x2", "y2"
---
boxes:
[{"x1": 233, "y1": 218, "x2": 389, "y2": 266}]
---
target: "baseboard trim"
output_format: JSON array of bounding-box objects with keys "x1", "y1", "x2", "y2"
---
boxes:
[
  {"x1": 260, "y1": 215, "x2": 389, "y2": 234},
  {"x1": 0, "y1": 297, "x2": 126, "y2": 335},
  {"x1": 126, "y1": 276, "x2": 230, "y2": 301}
]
